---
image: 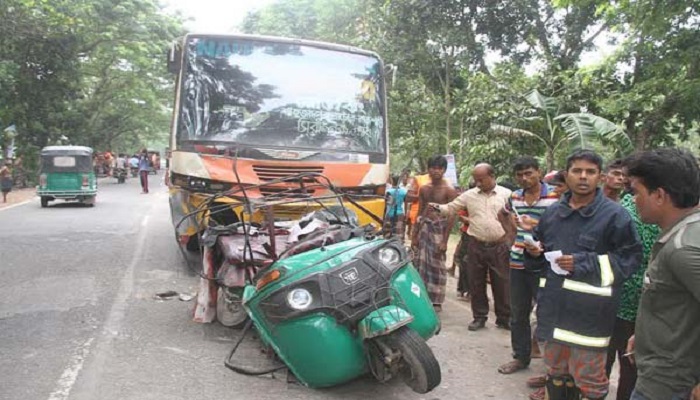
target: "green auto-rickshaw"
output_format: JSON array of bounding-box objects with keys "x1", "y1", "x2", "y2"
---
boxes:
[
  {"x1": 187, "y1": 173, "x2": 442, "y2": 394},
  {"x1": 37, "y1": 146, "x2": 97, "y2": 207}
]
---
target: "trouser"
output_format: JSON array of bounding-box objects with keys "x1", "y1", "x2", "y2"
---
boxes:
[
  {"x1": 510, "y1": 267, "x2": 540, "y2": 366},
  {"x1": 465, "y1": 237, "x2": 510, "y2": 323},
  {"x1": 630, "y1": 388, "x2": 690, "y2": 400},
  {"x1": 387, "y1": 214, "x2": 405, "y2": 239},
  {"x1": 605, "y1": 318, "x2": 637, "y2": 400},
  {"x1": 545, "y1": 342, "x2": 609, "y2": 399},
  {"x1": 139, "y1": 170, "x2": 149, "y2": 193},
  {"x1": 453, "y1": 232, "x2": 470, "y2": 294}
]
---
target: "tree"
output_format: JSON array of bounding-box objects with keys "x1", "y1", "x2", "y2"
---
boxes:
[
  {"x1": 489, "y1": 89, "x2": 626, "y2": 170},
  {"x1": 582, "y1": 0, "x2": 700, "y2": 150},
  {"x1": 0, "y1": 0, "x2": 184, "y2": 174}
]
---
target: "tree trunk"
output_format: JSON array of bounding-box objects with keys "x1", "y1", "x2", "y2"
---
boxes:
[
  {"x1": 444, "y1": 56, "x2": 451, "y2": 155},
  {"x1": 635, "y1": 130, "x2": 649, "y2": 151},
  {"x1": 443, "y1": 47, "x2": 455, "y2": 154},
  {"x1": 459, "y1": 117, "x2": 465, "y2": 163},
  {"x1": 546, "y1": 147, "x2": 555, "y2": 172}
]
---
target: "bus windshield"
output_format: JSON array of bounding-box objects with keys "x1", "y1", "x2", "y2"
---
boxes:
[{"x1": 177, "y1": 36, "x2": 386, "y2": 154}]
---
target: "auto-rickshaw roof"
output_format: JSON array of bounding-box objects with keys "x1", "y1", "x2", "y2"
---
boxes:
[{"x1": 41, "y1": 146, "x2": 94, "y2": 156}]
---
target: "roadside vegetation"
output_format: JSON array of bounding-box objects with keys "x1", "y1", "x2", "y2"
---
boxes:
[{"x1": 1, "y1": 0, "x2": 698, "y2": 183}]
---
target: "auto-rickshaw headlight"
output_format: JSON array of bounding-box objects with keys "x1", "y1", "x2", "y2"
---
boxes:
[
  {"x1": 287, "y1": 288, "x2": 313, "y2": 310},
  {"x1": 377, "y1": 247, "x2": 401, "y2": 266}
]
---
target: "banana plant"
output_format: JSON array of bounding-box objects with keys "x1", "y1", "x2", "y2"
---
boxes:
[{"x1": 489, "y1": 89, "x2": 631, "y2": 170}]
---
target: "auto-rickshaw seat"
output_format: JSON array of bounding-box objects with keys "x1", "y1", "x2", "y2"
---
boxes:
[{"x1": 216, "y1": 233, "x2": 291, "y2": 265}]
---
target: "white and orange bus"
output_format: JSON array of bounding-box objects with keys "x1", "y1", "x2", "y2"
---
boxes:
[{"x1": 166, "y1": 34, "x2": 390, "y2": 248}]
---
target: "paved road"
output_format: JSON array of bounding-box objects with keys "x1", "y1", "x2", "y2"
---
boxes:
[{"x1": 0, "y1": 174, "x2": 545, "y2": 400}]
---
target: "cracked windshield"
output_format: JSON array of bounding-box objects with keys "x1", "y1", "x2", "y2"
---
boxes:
[{"x1": 178, "y1": 37, "x2": 385, "y2": 153}]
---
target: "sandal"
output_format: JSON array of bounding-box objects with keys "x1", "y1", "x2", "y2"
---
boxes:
[
  {"x1": 528, "y1": 387, "x2": 545, "y2": 400},
  {"x1": 527, "y1": 375, "x2": 547, "y2": 388},
  {"x1": 497, "y1": 359, "x2": 527, "y2": 374}
]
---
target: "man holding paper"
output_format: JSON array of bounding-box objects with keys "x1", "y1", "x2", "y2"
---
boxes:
[{"x1": 524, "y1": 150, "x2": 642, "y2": 400}]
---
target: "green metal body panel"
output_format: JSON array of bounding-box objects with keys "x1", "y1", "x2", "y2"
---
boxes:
[
  {"x1": 265, "y1": 237, "x2": 378, "y2": 285},
  {"x1": 358, "y1": 305, "x2": 413, "y2": 339},
  {"x1": 37, "y1": 172, "x2": 97, "y2": 199},
  {"x1": 243, "y1": 236, "x2": 440, "y2": 388},
  {"x1": 389, "y1": 262, "x2": 440, "y2": 338},
  {"x1": 252, "y1": 312, "x2": 368, "y2": 387}
]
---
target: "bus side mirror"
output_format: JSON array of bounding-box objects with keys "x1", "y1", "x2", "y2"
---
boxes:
[
  {"x1": 166, "y1": 43, "x2": 182, "y2": 74},
  {"x1": 385, "y1": 64, "x2": 398, "y2": 87}
]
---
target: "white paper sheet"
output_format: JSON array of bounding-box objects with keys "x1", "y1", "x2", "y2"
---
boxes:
[{"x1": 544, "y1": 250, "x2": 570, "y2": 276}]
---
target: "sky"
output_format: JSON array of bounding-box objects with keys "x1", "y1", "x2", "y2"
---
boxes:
[{"x1": 164, "y1": 0, "x2": 279, "y2": 33}]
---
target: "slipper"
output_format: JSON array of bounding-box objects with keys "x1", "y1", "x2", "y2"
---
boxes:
[
  {"x1": 497, "y1": 359, "x2": 527, "y2": 374},
  {"x1": 528, "y1": 387, "x2": 545, "y2": 400},
  {"x1": 527, "y1": 375, "x2": 547, "y2": 388}
]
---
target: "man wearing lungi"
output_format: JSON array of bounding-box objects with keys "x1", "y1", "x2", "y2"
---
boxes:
[{"x1": 411, "y1": 155, "x2": 457, "y2": 312}]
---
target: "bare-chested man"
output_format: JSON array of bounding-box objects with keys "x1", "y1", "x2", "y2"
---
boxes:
[{"x1": 411, "y1": 155, "x2": 457, "y2": 312}]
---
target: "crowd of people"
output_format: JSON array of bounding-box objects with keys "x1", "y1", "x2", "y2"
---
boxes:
[
  {"x1": 385, "y1": 148, "x2": 699, "y2": 400},
  {"x1": 92, "y1": 149, "x2": 158, "y2": 194},
  {"x1": 94, "y1": 150, "x2": 159, "y2": 177}
]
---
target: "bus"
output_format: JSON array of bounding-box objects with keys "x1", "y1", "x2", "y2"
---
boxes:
[{"x1": 166, "y1": 34, "x2": 390, "y2": 248}]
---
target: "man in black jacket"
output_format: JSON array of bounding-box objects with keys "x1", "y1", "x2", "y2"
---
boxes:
[{"x1": 525, "y1": 150, "x2": 642, "y2": 400}]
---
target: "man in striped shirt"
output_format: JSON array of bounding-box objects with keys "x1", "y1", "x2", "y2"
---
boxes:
[{"x1": 498, "y1": 156, "x2": 559, "y2": 375}]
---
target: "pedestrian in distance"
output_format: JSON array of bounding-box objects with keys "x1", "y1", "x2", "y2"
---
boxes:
[
  {"x1": 624, "y1": 148, "x2": 700, "y2": 400},
  {"x1": 385, "y1": 174, "x2": 408, "y2": 240},
  {"x1": 412, "y1": 155, "x2": 457, "y2": 313},
  {"x1": 431, "y1": 163, "x2": 513, "y2": 330},
  {"x1": 602, "y1": 159, "x2": 626, "y2": 202},
  {"x1": 544, "y1": 170, "x2": 568, "y2": 197},
  {"x1": 452, "y1": 205, "x2": 472, "y2": 301},
  {"x1": 523, "y1": 149, "x2": 642, "y2": 400},
  {"x1": 1, "y1": 162, "x2": 13, "y2": 203},
  {"x1": 497, "y1": 156, "x2": 559, "y2": 375},
  {"x1": 406, "y1": 171, "x2": 430, "y2": 240},
  {"x1": 138, "y1": 149, "x2": 150, "y2": 194}
]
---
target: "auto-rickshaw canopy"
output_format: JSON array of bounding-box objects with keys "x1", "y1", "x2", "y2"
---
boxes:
[{"x1": 40, "y1": 146, "x2": 94, "y2": 173}]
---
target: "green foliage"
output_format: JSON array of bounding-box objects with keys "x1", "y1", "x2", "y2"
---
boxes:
[
  {"x1": 3, "y1": 0, "x2": 697, "y2": 183},
  {"x1": 0, "y1": 0, "x2": 184, "y2": 169},
  {"x1": 241, "y1": 0, "x2": 363, "y2": 45}
]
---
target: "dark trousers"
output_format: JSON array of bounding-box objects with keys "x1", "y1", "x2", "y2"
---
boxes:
[
  {"x1": 387, "y1": 214, "x2": 405, "y2": 239},
  {"x1": 454, "y1": 232, "x2": 470, "y2": 294},
  {"x1": 465, "y1": 237, "x2": 510, "y2": 323},
  {"x1": 510, "y1": 267, "x2": 540, "y2": 365},
  {"x1": 139, "y1": 170, "x2": 149, "y2": 193},
  {"x1": 606, "y1": 317, "x2": 637, "y2": 400}
]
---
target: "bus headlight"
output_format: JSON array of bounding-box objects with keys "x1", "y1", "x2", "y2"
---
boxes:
[{"x1": 287, "y1": 288, "x2": 313, "y2": 310}]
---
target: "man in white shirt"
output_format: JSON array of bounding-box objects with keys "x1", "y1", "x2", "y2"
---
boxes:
[
  {"x1": 432, "y1": 163, "x2": 512, "y2": 331},
  {"x1": 116, "y1": 154, "x2": 127, "y2": 170}
]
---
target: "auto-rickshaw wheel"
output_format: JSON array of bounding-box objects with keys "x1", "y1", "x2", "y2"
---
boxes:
[
  {"x1": 216, "y1": 287, "x2": 249, "y2": 328},
  {"x1": 381, "y1": 326, "x2": 441, "y2": 394},
  {"x1": 185, "y1": 234, "x2": 200, "y2": 252},
  {"x1": 40, "y1": 196, "x2": 49, "y2": 208}
]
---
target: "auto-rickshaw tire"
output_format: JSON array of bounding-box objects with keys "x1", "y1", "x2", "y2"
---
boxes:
[
  {"x1": 216, "y1": 287, "x2": 249, "y2": 328},
  {"x1": 185, "y1": 234, "x2": 200, "y2": 252},
  {"x1": 40, "y1": 197, "x2": 49, "y2": 208},
  {"x1": 379, "y1": 326, "x2": 441, "y2": 394}
]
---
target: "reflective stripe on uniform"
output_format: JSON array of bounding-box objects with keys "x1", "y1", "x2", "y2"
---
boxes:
[
  {"x1": 598, "y1": 254, "x2": 614, "y2": 286},
  {"x1": 553, "y1": 328, "x2": 610, "y2": 348},
  {"x1": 539, "y1": 278, "x2": 547, "y2": 288},
  {"x1": 562, "y1": 279, "x2": 612, "y2": 297}
]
